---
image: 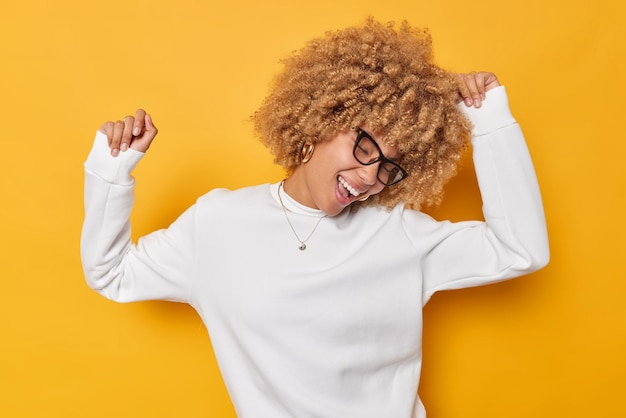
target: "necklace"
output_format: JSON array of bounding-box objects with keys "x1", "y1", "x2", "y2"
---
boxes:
[{"x1": 277, "y1": 181, "x2": 327, "y2": 251}]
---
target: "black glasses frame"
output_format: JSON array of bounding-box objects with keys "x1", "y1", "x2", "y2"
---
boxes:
[{"x1": 352, "y1": 128, "x2": 408, "y2": 186}]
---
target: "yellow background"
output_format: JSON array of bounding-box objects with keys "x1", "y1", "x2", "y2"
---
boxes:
[{"x1": 1, "y1": 0, "x2": 624, "y2": 416}]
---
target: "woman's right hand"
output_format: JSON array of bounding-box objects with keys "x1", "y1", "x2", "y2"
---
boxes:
[
  {"x1": 99, "y1": 109, "x2": 158, "y2": 157},
  {"x1": 456, "y1": 71, "x2": 500, "y2": 108}
]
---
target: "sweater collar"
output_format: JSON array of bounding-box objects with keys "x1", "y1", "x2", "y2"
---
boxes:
[{"x1": 270, "y1": 181, "x2": 354, "y2": 221}]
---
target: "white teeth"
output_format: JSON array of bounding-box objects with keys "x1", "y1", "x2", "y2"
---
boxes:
[{"x1": 339, "y1": 176, "x2": 360, "y2": 197}]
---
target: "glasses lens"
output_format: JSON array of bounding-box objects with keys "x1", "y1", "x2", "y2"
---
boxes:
[
  {"x1": 354, "y1": 134, "x2": 378, "y2": 165},
  {"x1": 378, "y1": 162, "x2": 404, "y2": 185}
]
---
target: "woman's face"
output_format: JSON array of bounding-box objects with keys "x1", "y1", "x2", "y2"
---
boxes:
[{"x1": 284, "y1": 128, "x2": 402, "y2": 217}]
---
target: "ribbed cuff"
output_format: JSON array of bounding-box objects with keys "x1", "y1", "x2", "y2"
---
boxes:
[{"x1": 458, "y1": 85, "x2": 517, "y2": 137}]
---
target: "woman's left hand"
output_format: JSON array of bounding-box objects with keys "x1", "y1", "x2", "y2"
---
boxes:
[{"x1": 457, "y1": 71, "x2": 500, "y2": 108}]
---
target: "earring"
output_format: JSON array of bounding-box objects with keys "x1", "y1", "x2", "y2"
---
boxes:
[{"x1": 301, "y1": 143, "x2": 315, "y2": 163}]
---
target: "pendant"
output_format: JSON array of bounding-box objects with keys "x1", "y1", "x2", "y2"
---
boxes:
[{"x1": 298, "y1": 242, "x2": 307, "y2": 251}]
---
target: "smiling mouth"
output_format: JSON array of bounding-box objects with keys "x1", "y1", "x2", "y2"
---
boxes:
[{"x1": 338, "y1": 176, "x2": 362, "y2": 198}]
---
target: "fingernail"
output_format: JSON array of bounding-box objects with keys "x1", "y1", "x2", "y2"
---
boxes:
[
  {"x1": 464, "y1": 98, "x2": 473, "y2": 106},
  {"x1": 111, "y1": 148, "x2": 119, "y2": 157},
  {"x1": 133, "y1": 127, "x2": 140, "y2": 136},
  {"x1": 120, "y1": 143, "x2": 128, "y2": 152}
]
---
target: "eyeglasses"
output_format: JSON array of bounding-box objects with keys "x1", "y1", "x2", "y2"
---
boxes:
[{"x1": 352, "y1": 128, "x2": 408, "y2": 186}]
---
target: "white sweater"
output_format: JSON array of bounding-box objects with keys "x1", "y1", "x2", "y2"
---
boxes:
[{"x1": 81, "y1": 86, "x2": 549, "y2": 418}]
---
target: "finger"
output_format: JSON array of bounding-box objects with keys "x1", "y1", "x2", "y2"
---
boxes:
[
  {"x1": 144, "y1": 113, "x2": 158, "y2": 136},
  {"x1": 133, "y1": 109, "x2": 146, "y2": 136},
  {"x1": 129, "y1": 113, "x2": 158, "y2": 152},
  {"x1": 99, "y1": 121, "x2": 114, "y2": 145},
  {"x1": 465, "y1": 72, "x2": 482, "y2": 108},
  {"x1": 458, "y1": 73, "x2": 478, "y2": 107},
  {"x1": 474, "y1": 72, "x2": 487, "y2": 102},
  {"x1": 111, "y1": 120, "x2": 125, "y2": 157},
  {"x1": 119, "y1": 116, "x2": 134, "y2": 152}
]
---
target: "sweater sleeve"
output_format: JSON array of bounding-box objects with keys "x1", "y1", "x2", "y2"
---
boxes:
[
  {"x1": 80, "y1": 132, "x2": 196, "y2": 304},
  {"x1": 411, "y1": 86, "x2": 549, "y2": 301}
]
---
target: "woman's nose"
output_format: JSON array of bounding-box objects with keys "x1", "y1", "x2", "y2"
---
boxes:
[{"x1": 358, "y1": 163, "x2": 380, "y2": 186}]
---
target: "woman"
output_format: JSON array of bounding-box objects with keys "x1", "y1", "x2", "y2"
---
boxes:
[{"x1": 81, "y1": 18, "x2": 549, "y2": 418}]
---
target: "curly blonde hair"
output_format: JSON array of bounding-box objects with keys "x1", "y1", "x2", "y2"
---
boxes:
[{"x1": 252, "y1": 18, "x2": 472, "y2": 210}]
